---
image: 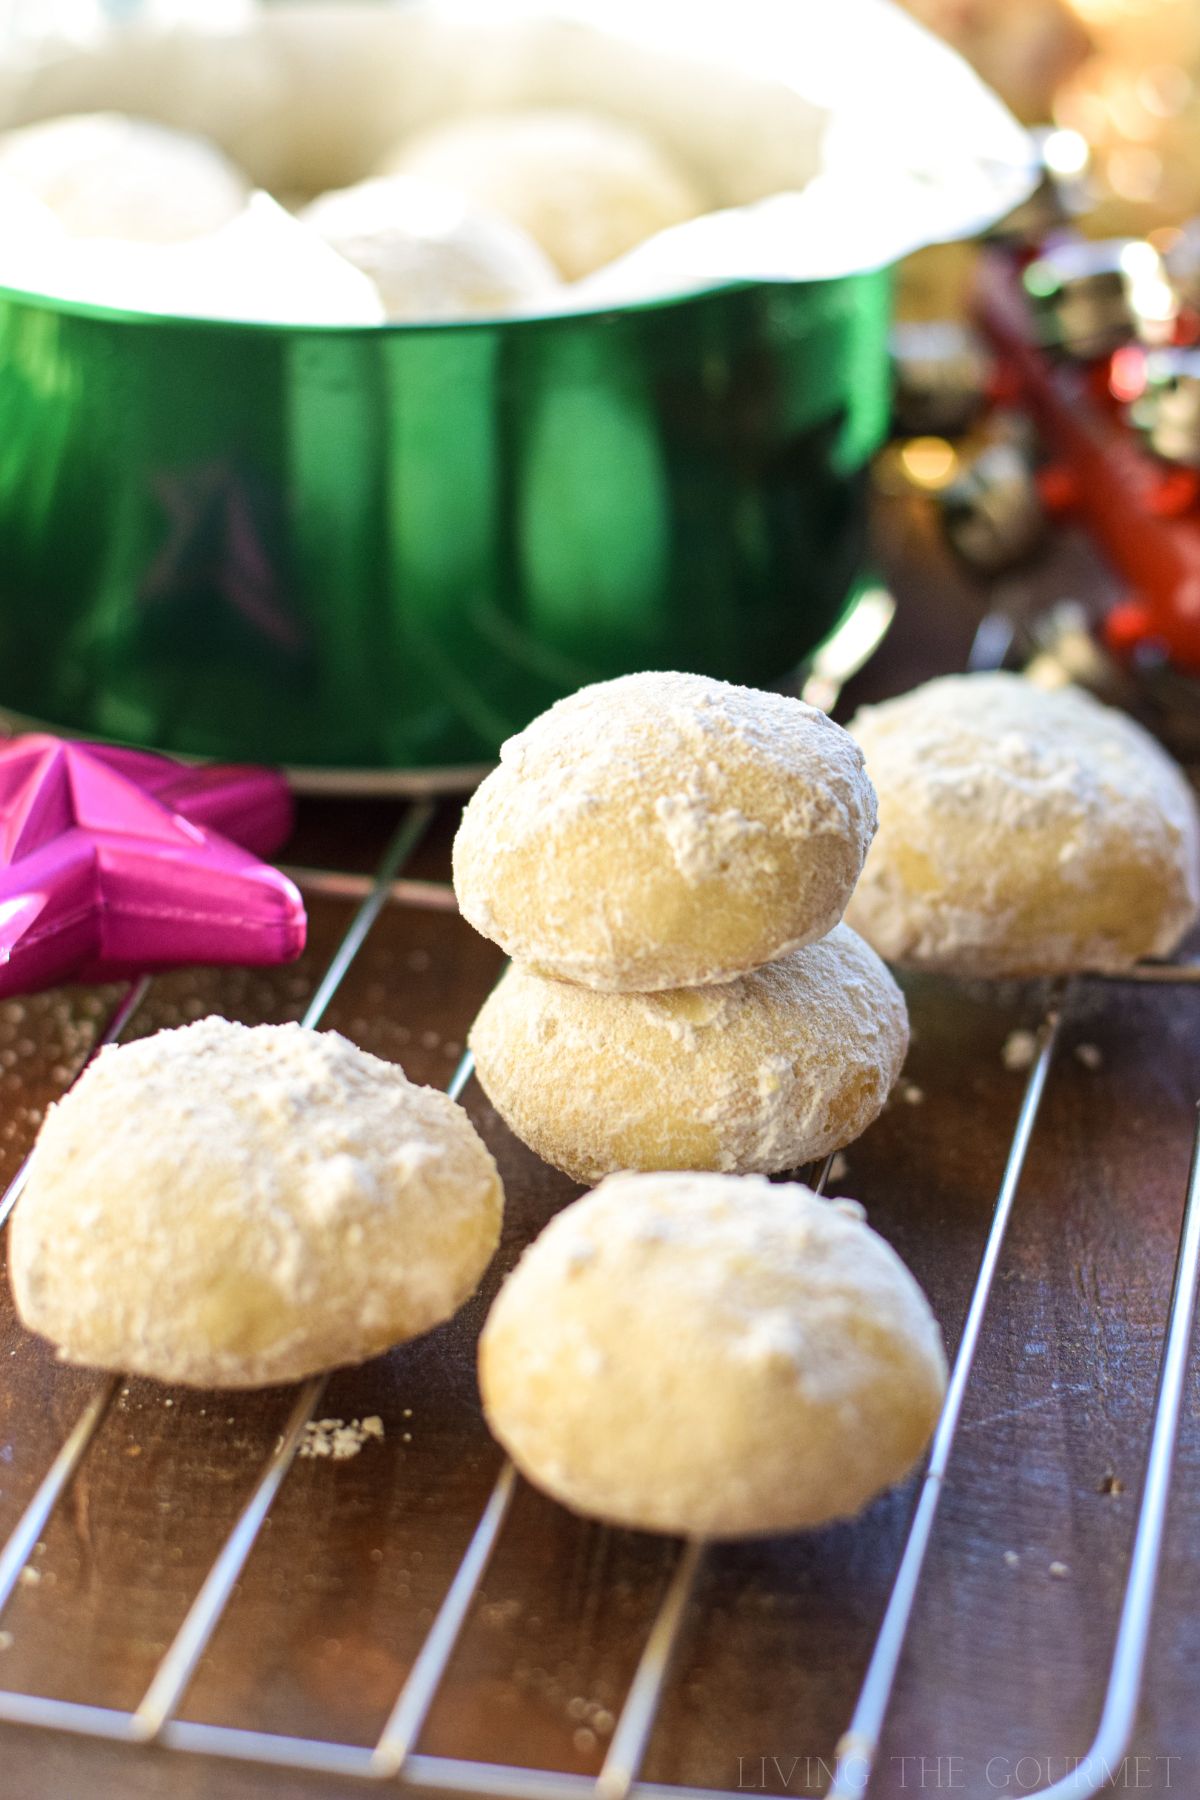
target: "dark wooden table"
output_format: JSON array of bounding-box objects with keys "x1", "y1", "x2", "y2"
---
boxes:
[{"x1": 0, "y1": 497, "x2": 1196, "y2": 1800}]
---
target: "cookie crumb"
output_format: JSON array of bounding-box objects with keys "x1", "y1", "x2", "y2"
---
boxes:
[
  {"x1": 0, "y1": 1631, "x2": 12, "y2": 1651},
  {"x1": 1002, "y1": 1029, "x2": 1038, "y2": 1072},
  {"x1": 1074, "y1": 1043, "x2": 1103, "y2": 1071},
  {"x1": 1098, "y1": 1472, "x2": 1125, "y2": 1496},
  {"x1": 17, "y1": 1566, "x2": 40, "y2": 1587},
  {"x1": 299, "y1": 1416, "x2": 386, "y2": 1462},
  {"x1": 901, "y1": 1082, "x2": 925, "y2": 1106},
  {"x1": 1003, "y1": 1550, "x2": 1020, "y2": 1568},
  {"x1": 1049, "y1": 1560, "x2": 1070, "y2": 1579}
]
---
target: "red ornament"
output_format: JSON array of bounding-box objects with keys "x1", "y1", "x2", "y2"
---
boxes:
[
  {"x1": 974, "y1": 245, "x2": 1200, "y2": 673},
  {"x1": 0, "y1": 736, "x2": 306, "y2": 997}
]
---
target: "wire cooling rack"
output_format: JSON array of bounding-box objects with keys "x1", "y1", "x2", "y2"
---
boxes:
[{"x1": 0, "y1": 791, "x2": 1196, "y2": 1800}]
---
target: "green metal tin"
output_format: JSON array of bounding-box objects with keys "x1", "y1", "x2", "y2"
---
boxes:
[{"x1": 0, "y1": 268, "x2": 891, "y2": 776}]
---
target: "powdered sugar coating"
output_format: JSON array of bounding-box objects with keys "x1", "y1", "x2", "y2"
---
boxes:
[
  {"x1": 847, "y1": 672, "x2": 1200, "y2": 978},
  {"x1": 385, "y1": 108, "x2": 705, "y2": 282},
  {"x1": 479, "y1": 1170, "x2": 947, "y2": 1537},
  {"x1": 0, "y1": 112, "x2": 248, "y2": 243},
  {"x1": 10, "y1": 1017, "x2": 503, "y2": 1388},
  {"x1": 300, "y1": 175, "x2": 557, "y2": 320},
  {"x1": 469, "y1": 924, "x2": 908, "y2": 1184},
  {"x1": 453, "y1": 671, "x2": 878, "y2": 992}
]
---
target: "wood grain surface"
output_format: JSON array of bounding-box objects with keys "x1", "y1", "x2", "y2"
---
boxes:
[{"x1": 0, "y1": 498, "x2": 1196, "y2": 1800}]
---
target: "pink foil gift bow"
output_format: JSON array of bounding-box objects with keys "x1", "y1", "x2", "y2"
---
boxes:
[{"x1": 0, "y1": 736, "x2": 306, "y2": 996}]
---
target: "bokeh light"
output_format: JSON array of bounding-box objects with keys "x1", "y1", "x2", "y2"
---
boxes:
[{"x1": 899, "y1": 437, "x2": 960, "y2": 489}]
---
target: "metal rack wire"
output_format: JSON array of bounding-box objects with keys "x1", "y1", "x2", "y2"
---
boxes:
[{"x1": 0, "y1": 799, "x2": 1196, "y2": 1800}]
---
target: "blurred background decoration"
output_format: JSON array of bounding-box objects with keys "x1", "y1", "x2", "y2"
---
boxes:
[
  {"x1": 896, "y1": 0, "x2": 1200, "y2": 319},
  {"x1": 870, "y1": 0, "x2": 1200, "y2": 758}
]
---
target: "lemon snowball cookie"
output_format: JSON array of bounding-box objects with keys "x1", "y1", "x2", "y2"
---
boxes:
[
  {"x1": 0, "y1": 113, "x2": 249, "y2": 243},
  {"x1": 386, "y1": 107, "x2": 705, "y2": 282},
  {"x1": 479, "y1": 1171, "x2": 947, "y2": 1537},
  {"x1": 469, "y1": 925, "x2": 907, "y2": 1184},
  {"x1": 453, "y1": 671, "x2": 878, "y2": 993},
  {"x1": 9, "y1": 1018, "x2": 503, "y2": 1388},
  {"x1": 846, "y1": 672, "x2": 1200, "y2": 978},
  {"x1": 300, "y1": 175, "x2": 558, "y2": 320}
]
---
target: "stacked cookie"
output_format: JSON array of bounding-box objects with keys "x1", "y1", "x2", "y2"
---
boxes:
[
  {"x1": 456, "y1": 672, "x2": 947, "y2": 1538},
  {"x1": 454, "y1": 669, "x2": 907, "y2": 1185}
]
